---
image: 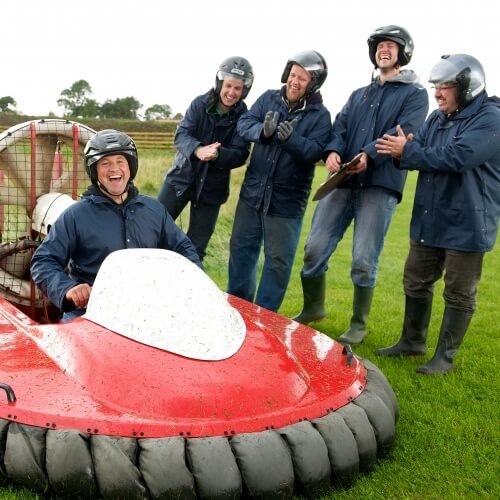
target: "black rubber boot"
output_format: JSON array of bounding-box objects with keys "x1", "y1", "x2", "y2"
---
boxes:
[
  {"x1": 416, "y1": 307, "x2": 472, "y2": 375},
  {"x1": 338, "y1": 286, "x2": 374, "y2": 345},
  {"x1": 376, "y1": 296, "x2": 432, "y2": 356},
  {"x1": 292, "y1": 274, "x2": 326, "y2": 325}
]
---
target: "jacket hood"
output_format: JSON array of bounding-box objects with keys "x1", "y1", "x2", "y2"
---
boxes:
[
  {"x1": 377, "y1": 69, "x2": 420, "y2": 85},
  {"x1": 487, "y1": 94, "x2": 500, "y2": 108}
]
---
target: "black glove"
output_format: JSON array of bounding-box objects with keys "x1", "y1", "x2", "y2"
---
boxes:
[
  {"x1": 263, "y1": 111, "x2": 279, "y2": 138},
  {"x1": 277, "y1": 119, "x2": 298, "y2": 142}
]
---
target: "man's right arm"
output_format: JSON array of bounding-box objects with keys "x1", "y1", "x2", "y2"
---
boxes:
[{"x1": 30, "y1": 216, "x2": 79, "y2": 311}]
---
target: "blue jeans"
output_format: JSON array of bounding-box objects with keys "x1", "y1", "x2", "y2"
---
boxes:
[
  {"x1": 158, "y1": 182, "x2": 220, "y2": 262},
  {"x1": 228, "y1": 199, "x2": 303, "y2": 312},
  {"x1": 302, "y1": 187, "x2": 397, "y2": 287}
]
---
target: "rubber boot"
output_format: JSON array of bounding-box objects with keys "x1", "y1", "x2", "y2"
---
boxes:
[
  {"x1": 416, "y1": 307, "x2": 472, "y2": 375},
  {"x1": 292, "y1": 274, "x2": 326, "y2": 325},
  {"x1": 376, "y1": 295, "x2": 433, "y2": 356},
  {"x1": 337, "y1": 286, "x2": 374, "y2": 345}
]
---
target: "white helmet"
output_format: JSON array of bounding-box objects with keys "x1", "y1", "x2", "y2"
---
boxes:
[{"x1": 32, "y1": 193, "x2": 76, "y2": 236}]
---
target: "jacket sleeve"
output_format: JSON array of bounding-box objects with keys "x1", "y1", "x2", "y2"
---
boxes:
[
  {"x1": 30, "y1": 213, "x2": 80, "y2": 311},
  {"x1": 280, "y1": 108, "x2": 332, "y2": 164},
  {"x1": 363, "y1": 85, "x2": 429, "y2": 160},
  {"x1": 401, "y1": 106, "x2": 500, "y2": 173},
  {"x1": 174, "y1": 97, "x2": 204, "y2": 159},
  {"x1": 211, "y1": 130, "x2": 250, "y2": 171},
  {"x1": 237, "y1": 92, "x2": 272, "y2": 143},
  {"x1": 323, "y1": 94, "x2": 352, "y2": 160},
  {"x1": 160, "y1": 211, "x2": 202, "y2": 268}
]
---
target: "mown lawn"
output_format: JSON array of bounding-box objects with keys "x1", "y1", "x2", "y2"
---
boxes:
[{"x1": 1, "y1": 151, "x2": 498, "y2": 499}]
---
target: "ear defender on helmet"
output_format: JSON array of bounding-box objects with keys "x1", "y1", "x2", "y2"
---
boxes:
[
  {"x1": 367, "y1": 25, "x2": 414, "y2": 68},
  {"x1": 280, "y1": 50, "x2": 328, "y2": 94},
  {"x1": 428, "y1": 54, "x2": 486, "y2": 107},
  {"x1": 215, "y1": 56, "x2": 254, "y2": 100},
  {"x1": 84, "y1": 130, "x2": 138, "y2": 184}
]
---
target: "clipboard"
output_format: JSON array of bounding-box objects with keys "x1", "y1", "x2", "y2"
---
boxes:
[{"x1": 312, "y1": 153, "x2": 363, "y2": 201}]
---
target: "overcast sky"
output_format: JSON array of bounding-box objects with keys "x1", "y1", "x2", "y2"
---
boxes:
[{"x1": 3, "y1": 0, "x2": 497, "y2": 119}]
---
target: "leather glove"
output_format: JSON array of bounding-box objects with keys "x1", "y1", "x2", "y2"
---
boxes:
[
  {"x1": 277, "y1": 119, "x2": 298, "y2": 142},
  {"x1": 263, "y1": 111, "x2": 279, "y2": 138}
]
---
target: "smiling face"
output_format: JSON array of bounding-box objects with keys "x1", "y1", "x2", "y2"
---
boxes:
[
  {"x1": 376, "y1": 40, "x2": 400, "y2": 72},
  {"x1": 96, "y1": 154, "x2": 131, "y2": 203},
  {"x1": 286, "y1": 64, "x2": 312, "y2": 103},
  {"x1": 218, "y1": 78, "x2": 244, "y2": 112},
  {"x1": 433, "y1": 83, "x2": 459, "y2": 114}
]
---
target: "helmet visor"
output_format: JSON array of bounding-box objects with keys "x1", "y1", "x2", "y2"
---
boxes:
[
  {"x1": 428, "y1": 58, "x2": 459, "y2": 84},
  {"x1": 217, "y1": 70, "x2": 253, "y2": 88}
]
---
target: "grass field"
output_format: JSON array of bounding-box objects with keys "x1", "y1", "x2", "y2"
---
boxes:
[{"x1": 1, "y1": 149, "x2": 498, "y2": 499}]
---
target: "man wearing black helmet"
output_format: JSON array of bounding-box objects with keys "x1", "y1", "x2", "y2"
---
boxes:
[
  {"x1": 31, "y1": 129, "x2": 201, "y2": 321},
  {"x1": 228, "y1": 50, "x2": 331, "y2": 312},
  {"x1": 375, "y1": 54, "x2": 500, "y2": 374},
  {"x1": 157, "y1": 56, "x2": 253, "y2": 262},
  {"x1": 292, "y1": 26, "x2": 429, "y2": 345}
]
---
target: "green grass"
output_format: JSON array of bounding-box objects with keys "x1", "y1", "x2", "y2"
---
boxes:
[{"x1": 2, "y1": 150, "x2": 498, "y2": 499}]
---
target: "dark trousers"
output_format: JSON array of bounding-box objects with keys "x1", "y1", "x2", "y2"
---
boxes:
[
  {"x1": 158, "y1": 183, "x2": 220, "y2": 262},
  {"x1": 403, "y1": 240, "x2": 484, "y2": 313}
]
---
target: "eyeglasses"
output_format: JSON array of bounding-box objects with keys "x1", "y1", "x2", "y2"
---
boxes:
[{"x1": 431, "y1": 84, "x2": 457, "y2": 91}]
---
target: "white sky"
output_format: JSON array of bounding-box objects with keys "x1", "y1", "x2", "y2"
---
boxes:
[{"x1": 2, "y1": 0, "x2": 497, "y2": 118}]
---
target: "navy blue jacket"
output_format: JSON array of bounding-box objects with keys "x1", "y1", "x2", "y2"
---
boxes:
[
  {"x1": 326, "y1": 70, "x2": 429, "y2": 201},
  {"x1": 237, "y1": 88, "x2": 331, "y2": 217},
  {"x1": 399, "y1": 93, "x2": 500, "y2": 252},
  {"x1": 163, "y1": 90, "x2": 250, "y2": 205},
  {"x1": 31, "y1": 186, "x2": 201, "y2": 312}
]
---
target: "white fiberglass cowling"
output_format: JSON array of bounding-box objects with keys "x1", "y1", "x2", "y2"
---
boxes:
[{"x1": 85, "y1": 248, "x2": 246, "y2": 361}]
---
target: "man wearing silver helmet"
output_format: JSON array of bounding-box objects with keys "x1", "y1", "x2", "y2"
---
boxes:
[
  {"x1": 375, "y1": 54, "x2": 500, "y2": 374},
  {"x1": 292, "y1": 26, "x2": 429, "y2": 346},
  {"x1": 228, "y1": 50, "x2": 331, "y2": 312},
  {"x1": 158, "y1": 56, "x2": 254, "y2": 263}
]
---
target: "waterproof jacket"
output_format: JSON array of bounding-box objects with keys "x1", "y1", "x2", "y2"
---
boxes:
[
  {"x1": 237, "y1": 88, "x2": 331, "y2": 217},
  {"x1": 163, "y1": 90, "x2": 250, "y2": 205},
  {"x1": 326, "y1": 70, "x2": 429, "y2": 201},
  {"x1": 31, "y1": 186, "x2": 201, "y2": 312},
  {"x1": 399, "y1": 93, "x2": 500, "y2": 252}
]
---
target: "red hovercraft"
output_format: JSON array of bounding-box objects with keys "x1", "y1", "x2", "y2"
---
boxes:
[{"x1": 0, "y1": 120, "x2": 398, "y2": 499}]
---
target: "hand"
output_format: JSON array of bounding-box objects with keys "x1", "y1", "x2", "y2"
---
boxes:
[
  {"x1": 376, "y1": 124, "x2": 410, "y2": 160},
  {"x1": 195, "y1": 142, "x2": 221, "y2": 161},
  {"x1": 277, "y1": 119, "x2": 298, "y2": 142},
  {"x1": 263, "y1": 111, "x2": 279, "y2": 138},
  {"x1": 325, "y1": 152, "x2": 342, "y2": 173},
  {"x1": 66, "y1": 283, "x2": 92, "y2": 309},
  {"x1": 346, "y1": 152, "x2": 368, "y2": 174}
]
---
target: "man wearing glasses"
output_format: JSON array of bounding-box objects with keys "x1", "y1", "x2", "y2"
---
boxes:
[{"x1": 375, "y1": 54, "x2": 500, "y2": 374}]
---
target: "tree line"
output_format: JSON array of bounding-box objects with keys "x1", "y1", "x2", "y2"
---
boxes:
[{"x1": 0, "y1": 80, "x2": 180, "y2": 121}]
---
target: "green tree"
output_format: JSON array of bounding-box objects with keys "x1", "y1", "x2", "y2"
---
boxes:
[
  {"x1": 144, "y1": 104, "x2": 173, "y2": 121},
  {"x1": 57, "y1": 80, "x2": 94, "y2": 117},
  {"x1": 0, "y1": 96, "x2": 17, "y2": 112},
  {"x1": 100, "y1": 96, "x2": 142, "y2": 119},
  {"x1": 79, "y1": 99, "x2": 101, "y2": 118}
]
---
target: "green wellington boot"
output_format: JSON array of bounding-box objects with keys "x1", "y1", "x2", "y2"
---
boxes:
[
  {"x1": 376, "y1": 295, "x2": 432, "y2": 356},
  {"x1": 417, "y1": 307, "x2": 472, "y2": 375},
  {"x1": 338, "y1": 285, "x2": 374, "y2": 345},
  {"x1": 292, "y1": 274, "x2": 326, "y2": 325}
]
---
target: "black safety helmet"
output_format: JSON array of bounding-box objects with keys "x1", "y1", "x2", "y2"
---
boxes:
[
  {"x1": 215, "y1": 56, "x2": 254, "y2": 100},
  {"x1": 368, "y1": 25, "x2": 414, "y2": 68},
  {"x1": 281, "y1": 50, "x2": 328, "y2": 94},
  {"x1": 84, "y1": 130, "x2": 138, "y2": 184},
  {"x1": 429, "y1": 54, "x2": 486, "y2": 107}
]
